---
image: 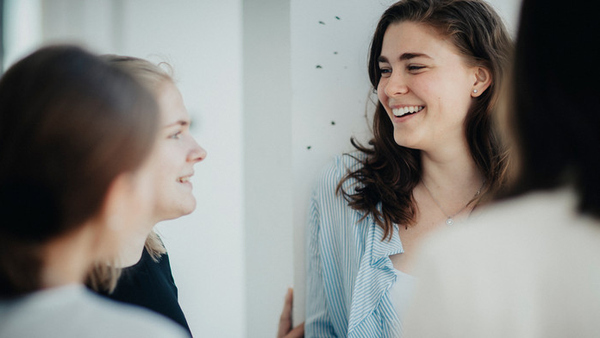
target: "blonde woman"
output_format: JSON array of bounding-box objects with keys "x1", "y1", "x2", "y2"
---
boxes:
[
  {"x1": 87, "y1": 56, "x2": 206, "y2": 336},
  {"x1": 88, "y1": 56, "x2": 304, "y2": 338},
  {"x1": 0, "y1": 45, "x2": 187, "y2": 337}
]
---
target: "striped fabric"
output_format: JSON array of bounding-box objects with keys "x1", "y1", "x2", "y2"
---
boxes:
[{"x1": 305, "y1": 154, "x2": 406, "y2": 337}]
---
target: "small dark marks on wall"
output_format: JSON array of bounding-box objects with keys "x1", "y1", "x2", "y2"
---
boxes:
[
  {"x1": 316, "y1": 16, "x2": 344, "y2": 71},
  {"x1": 307, "y1": 146, "x2": 312, "y2": 150},
  {"x1": 331, "y1": 121, "x2": 336, "y2": 125},
  {"x1": 319, "y1": 17, "x2": 341, "y2": 25}
]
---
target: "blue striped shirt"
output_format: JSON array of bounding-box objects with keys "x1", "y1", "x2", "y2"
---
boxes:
[{"x1": 305, "y1": 154, "x2": 406, "y2": 337}]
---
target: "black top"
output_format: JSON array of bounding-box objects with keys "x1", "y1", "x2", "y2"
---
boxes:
[{"x1": 97, "y1": 248, "x2": 192, "y2": 337}]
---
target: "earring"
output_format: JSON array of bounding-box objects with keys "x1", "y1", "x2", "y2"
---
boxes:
[{"x1": 473, "y1": 89, "x2": 478, "y2": 93}]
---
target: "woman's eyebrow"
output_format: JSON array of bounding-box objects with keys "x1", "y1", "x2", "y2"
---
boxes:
[
  {"x1": 378, "y1": 53, "x2": 431, "y2": 63},
  {"x1": 378, "y1": 55, "x2": 389, "y2": 63},
  {"x1": 400, "y1": 52, "x2": 431, "y2": 60},
  {"x1": 164, "y1": 120, "x2": 190, "y2": 128}
]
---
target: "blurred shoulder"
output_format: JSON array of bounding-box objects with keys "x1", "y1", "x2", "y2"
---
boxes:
[
  {"x1": 84, "y1": 290, "x2": 189, "y2": 337},
  {"x1": 415, "y1": 188, "x2": 587, "y2": 262}
]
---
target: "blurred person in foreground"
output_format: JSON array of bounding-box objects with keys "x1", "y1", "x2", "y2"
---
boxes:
[
  {"x1": 0, "y1": 45, "x2": 187, "y2": 337},
  {"x1": 403, "y1": 0, "x2": 600, "y2": 336}
]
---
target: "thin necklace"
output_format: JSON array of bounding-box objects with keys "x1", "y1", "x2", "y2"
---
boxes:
[{"x1": 422, "y1": 179, "x2": 485, "y2": 225}]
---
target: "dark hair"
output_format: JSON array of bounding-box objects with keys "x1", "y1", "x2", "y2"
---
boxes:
[
  {"x1": 338, "y1": 0, "x2": 512, "y2": 239},
  {"x1": 0, "y1": 45, "x2": 159, "y2": 296},
  {"x1": 503, "y1": 0, "x2": 600, "y2": 217}
]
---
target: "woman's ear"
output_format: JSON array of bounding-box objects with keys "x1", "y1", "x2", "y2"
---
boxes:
[{"x1": 471, "y1": 67, "x2": 492, "y2": 97}]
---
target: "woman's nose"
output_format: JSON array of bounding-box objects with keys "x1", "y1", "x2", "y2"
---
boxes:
[
  {"x1": 385, "y1": 72, "x2": 409, "y2": 97},
  {"x1": 188, "y1": 139, "x2": 207, "y2": 163}
]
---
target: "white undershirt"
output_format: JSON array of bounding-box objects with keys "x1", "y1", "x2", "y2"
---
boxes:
[{"x1": 389, "y1": 269, "x2": 417, "y2": 321}]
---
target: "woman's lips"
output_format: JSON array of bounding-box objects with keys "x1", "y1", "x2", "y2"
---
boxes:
[
  {"x1": 392, "y1": 105, "x2": 424, "y2": 117},
  {"x1": 177, "y1": 174, "x2": 193, "y2": 186}
]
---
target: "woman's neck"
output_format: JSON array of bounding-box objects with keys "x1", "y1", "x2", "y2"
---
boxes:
[
  {"x1": 420, "y1": 143, "x2": 484, "y2": 202},
  {"x1": 40, "y1": 224, "x2": 99, "y2": 288},
  {"x1": 116, "y1": 221, "x2": 155, "y2": 268}
]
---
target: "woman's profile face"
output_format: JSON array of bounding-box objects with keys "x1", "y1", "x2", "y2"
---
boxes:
[
  {"x1": 376, "y1": 21, "x2": 480, "y2": 153},
  {"x1": 148, "y1": 81, "x2": 207, "y2": 222}
]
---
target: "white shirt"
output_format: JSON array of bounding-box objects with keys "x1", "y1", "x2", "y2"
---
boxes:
[
  {"x1": 389, "y1": 269, "x2": 416, "y2": 321},
  {"x1": 0, "y1": 284, "x2": 189, "y2": 338},
  {"x1": 404, "y1": 188, "x2": 600, "y2": 338}
]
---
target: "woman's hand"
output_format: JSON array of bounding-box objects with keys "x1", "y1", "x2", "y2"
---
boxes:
[{"x1": 277, "y1": 287, "x2": 305, "y2": 338}]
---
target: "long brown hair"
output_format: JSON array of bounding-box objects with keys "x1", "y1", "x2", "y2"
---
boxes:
[
  {"x1": 338, "y1": 0, "x2": 512, "y2": 240},
  {"x1": 0, "y1": 45, "x2": 159, "y2": 296}
]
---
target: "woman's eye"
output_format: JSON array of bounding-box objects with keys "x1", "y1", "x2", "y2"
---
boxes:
[
  {"x1": 407, "y1": 65, "x2": 425, "y2": 72},
  {"x1": 169, "y1": 131, "x2": 182, "y2": 140},
  {"x1": 380, "y1": 68, "x2": 392, "y2": 77}
]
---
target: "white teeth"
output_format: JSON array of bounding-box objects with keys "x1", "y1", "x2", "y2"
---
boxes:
[
  {"x1": 392, "y1": 106, "x2": 424, "y2": 117},
  {"x1": 179, "y1": 177, "x2": 189, "y2": 183}
]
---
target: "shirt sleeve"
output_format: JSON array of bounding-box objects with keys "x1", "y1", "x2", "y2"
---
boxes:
[
  {"x1": 305, "y1": 156, "x2": 348, "y2": 337},
  {"x1": 305, "y1": 180, "x2": 338, "y2": 337}
]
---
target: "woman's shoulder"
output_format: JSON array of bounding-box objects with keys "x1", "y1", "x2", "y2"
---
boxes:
[
  {"x1": 310, "y1": 152, "x2": 370, "y2": 224},
  {"x1": 0, "y1": 286, "x2": 189, "y2": 338},
  {"x1": 315, "y1": 152, "x2": 366, "y2": 190},
  {"x1": 309, "y1": 153, "x2": 371, "y2": 242},
  {"x1": 332, "y1": 151, "x2": 367, "y2": 172}
]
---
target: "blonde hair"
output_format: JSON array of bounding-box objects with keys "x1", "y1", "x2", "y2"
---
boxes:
[
  {"x1": 103, "y1": 55, "x2": 175, "y2": 93},
  {"x1": 87, "y1": 55, "x2": 174, "y2": 293},
  {"x1": 87, "y1": 231, "x2": 166, "y2": 293}
]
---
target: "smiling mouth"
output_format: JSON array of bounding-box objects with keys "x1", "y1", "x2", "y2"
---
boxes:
[
  {"x1": 178, "y1": 176, "x2": 191, "y2": 183},
  {"x1": 392, "y1": 106, "x2": 424, "y2": 117}
]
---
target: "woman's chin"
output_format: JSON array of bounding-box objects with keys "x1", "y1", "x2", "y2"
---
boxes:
[
  {"x1": 173, "y1": 198, "x2": 197, "y2": 219},
  {"x1": 394, "y1": 135, "x2": 419, "y2": 150}
]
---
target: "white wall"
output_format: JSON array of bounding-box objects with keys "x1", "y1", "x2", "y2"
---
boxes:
[
  {"x1": 2, "y1": 0, "x2": 42, "y2": 70},
  {"x1": 290, "y1": 0, "x2": 522, "y2": 323},
  {"x1": 242, "y1": 0, "x2": 294, "y2": 337}
]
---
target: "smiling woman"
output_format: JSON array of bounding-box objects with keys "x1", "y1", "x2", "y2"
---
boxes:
[
  {"x1": 85, "y1": 55, "x2": 305, "y2": 338},
  {"x1": 151, "y1": 80, "x2": 206, "y2": 222},
  {"x1": 376, "y1": 21, "x2": 490, "y2": 152},
  {"x1": 86, "y1": 56, "x2": 206, "y2": 337},
  {"x1": 304, "y1": 0, "x2": 512, "y2": 336}
]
